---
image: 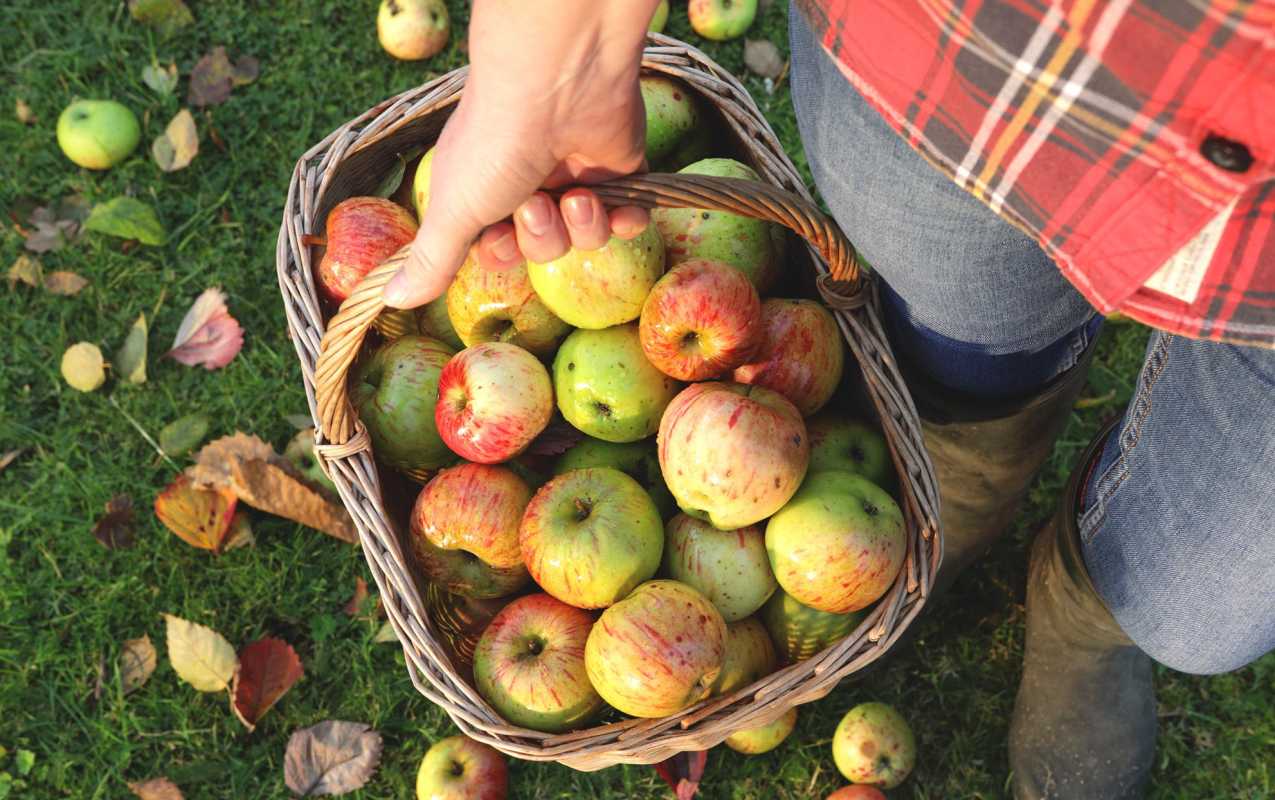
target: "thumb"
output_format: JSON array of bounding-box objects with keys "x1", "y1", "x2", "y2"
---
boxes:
[{"x1": 382, "y1": 202, "x2": 476, "y2": 309}]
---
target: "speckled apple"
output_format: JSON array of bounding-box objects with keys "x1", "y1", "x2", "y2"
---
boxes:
[
  {"x1": 435, "y1": 342, "x2": 553, "y2": 464},
  {"x1": 832, "y1": 702, "x2": 917, "y2": 790},
  {"x1": 733, "y1": 298, "x2": 845, "y2": 416},
  {"x1": 724, "y1": 707, "x2": 797, "y2": 755},
  {"x1": 662, "y1": 514, "x2": 776, "y2": 622},
  {"x1": 711, "y1": 616, "x2": 777, "y2": 695},
  {"x1": 641, "y1": 75, "x2": 702, "y2": 166},
  {"x1": 415, "y1": 734, "x2": 507, "y2": 800},
  {"x1": 317, "y1": 196, "x2": 418, "y2": 305},
  {"x1": 446, "y1": 255, "x2": 570, "y2": 358},
  {"x1": 351, "y1": 335, "x2": 456, "y2": 475},
  {"x1": 688, "y1": 0, "x2": 758, "y2": 41},
  {"x1": 527, "y1": 225, "x2": 665, "y2": 329}
]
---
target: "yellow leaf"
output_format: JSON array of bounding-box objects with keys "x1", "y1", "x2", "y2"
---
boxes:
[
  {"x1": 151, "y1": 109, "x2": 198, "y2": 172},
  {"x1": 61, "y1": 342, "x2": 107, "y2": 392},
  {"x1": 163, "y1": 613, "x2": 238, "y2": 692},
  {"x1": 119, "y1": 634, "x2": 158, "y2": 694}
]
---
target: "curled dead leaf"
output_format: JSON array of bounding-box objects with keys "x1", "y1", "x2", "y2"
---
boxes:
[
  {"x1": 8, "y1": 255, "x2": 42, "y2": 288},
  {"x1": 342, "y1": 577, "x2": 372, "y2": 618},
  {"x1": 230, "y1": 637, "x2": 304, "y2": 731},
  {"x1": 284, "y1": 720, "x2": 382, "y2": 797},
  {"x1": 0, "y1": 449, "x2": 24, "y2": 472},
  {"x1": 116, "y1": 314, "x2": 148, "y2": 384},
  {"x1": 152, "y1": 109, "x2": 198, "y2": 172},
  {"x1": 93, "y1": 494, "x2": 136, "y2": 549},
  {"x1": 142, "y1": 62, "x2": 179, "y2": 96},
  {"x1": 223, "y1": 511, "x2": 255, "y2": 551},
  {"x1": 119, "y1": 634, "x2": 158, "y2": 694},
  {"x1": 61, "y1": 342, "x2": 107, "y2": 392},
  {"x1": 128, "y1": 776, "x2": 184, "y2": 800},
  {"x1": 166, "y1": 288, "x2": 243, "y2": 369},
  {"x1": 162, "y1": 613, "x2": 238, "y2": 692},
  {"x1": 188, "y1": 47, "x2": 259, "y2": 107},
  {"x1": 43, "y1": 271, "x2": 88, "y2": 295},
  {"x1": 154, "y1": 474, "x2": 238, "y2": 553}
]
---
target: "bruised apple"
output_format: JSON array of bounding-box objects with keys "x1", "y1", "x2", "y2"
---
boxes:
[
  {"x1": 832, "y1": 702, "x2": 917, "y2": 790},
  {"x1": 733, "y1": 298, "x2": 845, "y2": 416},
  {"x1": 435, "y1": 343, "x2": 553, "y2": 464},
  {"x1": 317, "y1": 197, "x2": 417, "y2": 305}
]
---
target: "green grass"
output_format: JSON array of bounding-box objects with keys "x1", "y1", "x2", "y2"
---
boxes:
[{"x1": 2, "y1": 1, "x2": 1271, "y2": 798}]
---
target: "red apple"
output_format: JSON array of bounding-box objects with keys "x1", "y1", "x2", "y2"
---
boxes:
[
  {"x1": 639, "y1": 259, "x2": 762, "y2": 381},
  {"x1": 827, "y1": 787, "x2": 888, "y2": 800},
  {"x1": 658, "y1": 382, "x2": 809, "y2": 530},
  {"x1": 416, "y1": 735, "x2": 507, "y2": 800},
  {"x1": 436, "y1": 342, "x2": 553, "y2": 464},
  {"x1": 584, "y1": 580, "x2": 726, "y2": 717},
  {"x1": 410, "y1": 463, "x2": 530, "y2": 599},
  {"x1": 733, "y1": 298, "x2": 845, "y2": 416},
  {"x1": 316, "y1": 196, "x2": 417, "y2": 305},
  {"x1": 472, "y1": 593, "x2": 604, "y2": 733}
]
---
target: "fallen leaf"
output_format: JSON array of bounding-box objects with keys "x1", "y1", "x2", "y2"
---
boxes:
[
  {"x1": 7, "y1": 255, "x2": 42, "y2": 288},
  {"x1": 163, "y1": 613, "x2": 238, "y2": 692},
  {"x1": 159, "y1": 414, "x2": 209, "y2": 456},
  {"x1": 128, "y1": 0, "x2": 193, "y2": 36},
  {"x1": 116, "y1": 314, "x2": 148, "y2": 384},
  {"x1": 343, "y1": 577, "x2": 369, "y2": 618},
  {"x1": 24, "y1": 204, "x2": 81, "y2": 253},
  {"x1": 284, "y1": 721, "x2": 382, "y2": 797},
  {"x1": 0, "y1": 450, "x2": 23, "y2": 472},
  {"x1": 119, "y1": 634, "x2": 158, "y2": 694},
  {"x1": 154, "y1": 474, "x2": 238, "y2": 552},
  {"x1": 43, "y1": 270, "x2": 89, "y2": 295},
  {"x1": 744, "y1": 39, "x2": 785, "y2": 80},
  {"x1": 15, "y1": 98, "x2": 35, "y2": 125},
  {"x1": 231, "y1": 637, "x2": 304, "y2": 730},
  {"x1": 152, "y1": 109, "x2": 198, "y2": 172},
  {"x1": 187, "y1": 433, "x2": 357, "y2": 543},
  {"x1": 223, "y1": 511, "x2": 255, "y2": 551},
  {"x1": 653, "y1": 750, "x2": 708, "y2": 800},
  {"x1": 188, "y1": 47, "x2": 259, "y2": 107},
  {"x1": 61, "y1": 342, "x2": 107, "y2": 392},
  {"x1": 524, "y1": 415, "x2": 583, "y2": 456},
  {"x1": 372, "y1": 621, "x2": 398, "y2": 644},
  {"x1": 165, "y1": 288, "x2": 243, "y2": 369},
  {"x1": 85, "y1": 197, "x2": 166, "y2": 246},
  {"x1": 93, "y1": 494, "x2": 136, "y2": 549},
  {"x1": 142, "y1": 63, "x2": 179, "y2": 96},
  {"x1": 372, "y1": 147, "x2": 424, "y2": 199},
  {"x1": 128, "y1": 777, "x2": 184, "y2": 800}
]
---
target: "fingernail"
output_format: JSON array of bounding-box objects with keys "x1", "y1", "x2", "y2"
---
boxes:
[
  {"x1": 564, "y1": 195, "x2": 594, "y2": 228},
  {"x1": 490, "y1": 231, "x2": 519, "y2": 262},
  {"x1": 519, "y1": 196, "x2": 552, "y2": 236}
]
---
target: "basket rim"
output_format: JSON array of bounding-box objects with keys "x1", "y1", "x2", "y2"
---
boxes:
[{"x1": 276, "y1": 31, "x2": 941, "y2": 771}]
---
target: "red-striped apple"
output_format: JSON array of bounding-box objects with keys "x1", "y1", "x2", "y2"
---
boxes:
[
  {"x1": 351, "y1": 335, "x2": 456, "y2": 475},
  {"x1": 446, "y1": 255, "x2": 570, "y2": 359},
  {"x1": 436, "y1": 343, "x2": 553, "y2": 464},
  {"x1": 317, "y1": 196, "x2": 417, "y2": 305},
  {"x1": 639, "y1": 259, "x2": 762, "y2": 381},
  {"x1": 584, "y1": 580, "x2": 726, "y2": 717},
  {"x1": 415, "y1": 735, "x2": 506, "y2": 800},
  {"x1": 711, "y1": 616, "x2": 777, "y2": 695},
  {"x1": 472, "y1": 593, "x2": 603, "y2": 733},
  {"x1": 733, "y1": 298, "x2": 845, "y2": 416},
  {"x1": 662, "y1": 514, "x2": 776, "y2": 622},
  {"x1": 724, "y1": 707, "x2": 797, "y2": 754},
  {"x1": 688, "y1": 0, "x2": 758, "y2": 41},
  {"x1": 658, "y1": 382, "x2": 809, "y2": 530},
  {"x1": 833, "y1": 702, "x2": 917, "y2": 789}
]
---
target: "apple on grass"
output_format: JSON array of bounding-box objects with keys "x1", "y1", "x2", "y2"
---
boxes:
[
  {"x1": 416, "y1": 735, "x2": 507, "y2": 800},
  {"x1": 56, "y1": 99, "x2": 140, "y2": 170},
  {"x1": 554, "y1": 324, "x2": 681, "y2": 444},
  {"x1": 436, "y1": 342, "x2": 553, "y2": 464},
  {"x1": 833, "y1": 702, "x2": 917, "y2": 790},
  {"x1": 724, "y1": 707, "x2": 797, "y2": 755},
  {"x1": 446, "y1": 254, "x2": 570, "y2": 358},
  {"x1": 351, "y1": 335, "x2": 457, "y2": 476},
  {"x1": 761, "y1": 588, "x2": 864, "y2": 664},
  {"x1": 711, "y1": 616, "x2": 777, "y2": 695},
  {"x1": 379, "y1": 0, "x2": 449, "y2": 61},
  {"x1": 651, "y1": 158, "x2": 783, "y2": 292},
  {"x1": 641, "y1": 75, "x2": 703, "y2": 166},
  {"x1": 733, "y1": 298, "x2": 846, "y2": 416},
  {"x1": 658, "y1": 381, "x2": 809, "y2": 530},
  {"x1": 316, "y1": 196, "x2": 418, "y2": 306},
  {"x1": 585, "y1": 580, "x2": 726, "y2": 717},
  {"x1": 410, "y1": 463, "x2": 530, "y2": 599},
  {"x1": 689, "y1": 0, "x2": 758, "y2": 41},
  {"x1": 662, "y1": 514, "x2": 777, "y2": 622},
  {"x1": 473, "y1": 593, "x2": 604, "y2": 733},
  {"x1": 527, "y1": 225, "x2": 665, "y2": 329},
  {"x1": 648, "y1": 0, "x2": 670, "y2": 32},
  {"x1": 827, "y1": 787, "x2": 888, "y2": 800},
  {"x1": 807, "y1": 414, "x2": 893, "y2": 489},
  {"x1": 553, "y1": 437, "x2": 676, "y2": 519},
  {"x1": 639, "y1": 259, "x2": 762, "y2": 381},
  {"x1": 519, "y1": 468, "x2": 663, "y2": 609},
  {"x1": 766, "y1": 470, "x2": 905, "y2": 614}
]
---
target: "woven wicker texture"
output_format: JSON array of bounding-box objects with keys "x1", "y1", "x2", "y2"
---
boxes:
[{"x1": 277, "y1": 33, "x2": 941, "y2": 771}]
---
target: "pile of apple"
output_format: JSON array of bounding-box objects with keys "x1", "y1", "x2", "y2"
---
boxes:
[{"x1": 315, "y1": 75, "x2": 906, "y2": 735}]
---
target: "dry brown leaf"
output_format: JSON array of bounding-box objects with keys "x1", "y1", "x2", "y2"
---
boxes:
[
  {"x1": 230, "y1": 637, "x2": 304, "y2": 731},
  {"x1": 0, "y1": 449, "x2": 24, "y2": 472},
  {"x1": 43, "y1": 270, "x2": 88, "y2": 295},
  {"x1": 223, "y1": 511, "x2": 255, "y2": 551},
  {"x1": 119, "y1": 634, "x2": 158, "y2": 694},
  {"x1": 128, "y1": 776, "x2": 184, "y2": 800},
  {"x1": 188, "y1": 47, "x2": 259, "y2": 107},
  {"x1": 342, "y1": 577, "x2": 369, "y2": 617},
  {"x1": 16, "y1": 98, "x2": 35, "y2": 125},
  {"x1": 93, "y1": 494, "x2": 136, "y2": 549},
  {"x1": 8, "y1": 255, "x2": 42, "y2": 288},
  {"x1": 284, "y1": 721, "x2": 382, "y2": 797}
]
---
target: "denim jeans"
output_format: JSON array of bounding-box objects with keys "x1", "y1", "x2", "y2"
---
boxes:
[{"x1": 790, "y1": 6, "x2": 1275, "y2": 675}]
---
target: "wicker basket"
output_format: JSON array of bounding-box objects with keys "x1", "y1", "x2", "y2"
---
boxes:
[{"x1": 276, "y1": 33, "x2": 940, "y2": 771}]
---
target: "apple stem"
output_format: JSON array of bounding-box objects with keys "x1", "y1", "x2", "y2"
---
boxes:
[{"x1": 573, "y1": 497, "x2": 592, "y2": 522}]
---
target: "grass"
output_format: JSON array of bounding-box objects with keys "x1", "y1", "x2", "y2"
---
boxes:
[{"x1": 1, "y1": 1, "x2": 1271, "y2": 798}]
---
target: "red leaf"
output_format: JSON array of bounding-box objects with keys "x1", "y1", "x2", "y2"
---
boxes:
[
  {"x1": 93, "y1": 493, "x2": 136, "y2": 549},
  {"x1": 653, "y1": 750, "x2": 708, "y2": 800},
  {"x1": 166, "y1": 287, "x2": 243, "y2": 369},
  {"x1": 231, "y1": 637, "x2": 304, "y2": 731}
]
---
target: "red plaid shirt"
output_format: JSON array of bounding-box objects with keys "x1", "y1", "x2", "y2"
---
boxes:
[{"x1": 798, "y1": 0, "x2": 1275, "y2": 348}]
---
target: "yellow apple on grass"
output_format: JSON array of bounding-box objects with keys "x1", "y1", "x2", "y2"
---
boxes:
[{"x1": 379, "y1": 0, "x2": 449, "y2": 61}]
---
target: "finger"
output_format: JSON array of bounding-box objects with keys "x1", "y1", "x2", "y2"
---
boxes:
[
  {"x1": 609, "y1": 205, "x2": 650, "y2": 240},
  {"x1": 384, "y1": 220, "x2": 471, "y2": 308},
  {"x1": 476, "y1": 222, "x2": 524, "y2": 271},
  {"x1": 560, "y1": 189, "x2": 610, "y2": 251},
  {"x1": 514, "y1": 192, "x2": 570, "y2": 264}
]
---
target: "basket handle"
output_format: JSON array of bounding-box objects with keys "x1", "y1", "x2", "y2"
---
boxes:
[{"x1": 313, "y1": 172, "x2": 864, "y2": 450}]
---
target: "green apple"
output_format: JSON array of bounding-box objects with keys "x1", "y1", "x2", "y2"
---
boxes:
[
  {"x1": 662, "y1": 514, "x2": 777, "y2": 622},
  {"x1": 56, "y1": 99, "x2": 140, "y2": 170},
  {"x1": 711, "y1": 616, "x2": 777, "y2": 695},
  {"x1": 553, "y1": 324, "x2": 681, "y2": 443},
  {"x1": 284, "y1": 427, "x2": 338, "y2": 494},
  {"x1": 519, "y1": 468, "x2": 663, "y2": 608},
  {"x1": 446, "y1": 253, "x2": 570, "y2": 358},
  {"x1": 649, "y1": 0, "x2": 669, "y2": 32},
  {"x1": 411, "y1": 146, "x2": 437, "y2": 220},
  {"x1": 724, "y1": 707, "x2": 797, "y2": 755},
  {"x1": 689, "y1": 0, "x2": 758, "y2": 41},
  {"x1": 832, "y1": 702, "x2": 917, "y2": 790},
  {"x1": 417, "y1": 295, "x2": 464, "y2": 350},
  {"x1": 761, "y1": 588, "x2": 863, "y2": 663},
  {"x1": 527, "y1": 225, "x2": 665, "y2": 329},
  {"x1": 651, "y1": 158, "x2": 783, "y2": 292},
  {"x1": 766, "y1": 471, "x2": 905, "y2": 614},
  {"x1": 659, "y1": 119, "x2": 714, "y2": 172},
  {"x1": 416, "y1": 734, "x2": 507, "y2": 800},
  {"x1": 641, "y1": 75, "x2": 704, "y2": 166},
  {"x1": 807, "y1": 414, "x2": 893, "y2": 489},
  {"x1": 350, "y1": 335, "x2": 457, "y2": 475},
  {"x1": 553, "y1": 437, "x2": 676, "y2": 519}
]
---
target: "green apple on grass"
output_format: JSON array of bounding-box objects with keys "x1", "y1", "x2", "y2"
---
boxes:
[
  {"x1": 378, "y1": 0, "x2": 449, "y2": 61},
  {"x1": 56, "y1": 99, "x2": 140, "y2": 170},
  {"x1": 554, "y1": 324, "x2": 681, "y2": 443},
  {"x1": 662, "y1": 514, "x2": 777, "y2": 622},
  {"x1": 689, "y1": 0, "x2": 758, "y2": 41},
  {"x1": 527, "y1": 225, "x2": 665, "y2": 329},
  {"x1": 725, "y1": 707, "x2": 798, "y2": 755},
  {"x1": 553, "y1": 437, "x2": 676, "y2": 519}
]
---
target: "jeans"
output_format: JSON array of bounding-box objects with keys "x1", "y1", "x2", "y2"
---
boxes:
[{"x1": 790, "y1": 6, "x2": 1275, "y2": 675}]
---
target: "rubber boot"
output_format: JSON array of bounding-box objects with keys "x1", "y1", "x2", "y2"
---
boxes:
[
  {"x1": 1009, "y1": 420, "x2": 1156, "y2": 799},
  {"x1": 907, "y1": 341, "x2": 1097, "y2": 595}
]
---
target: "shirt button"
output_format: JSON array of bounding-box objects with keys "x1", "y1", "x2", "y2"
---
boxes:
[{"x1": 1200, "y1": 135, "x2": 1254, "y2": 173}]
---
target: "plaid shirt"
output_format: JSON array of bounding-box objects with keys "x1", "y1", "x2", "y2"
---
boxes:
[{"x1": 797, "y1": 0, "x2": 1275, "y2": 349}]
